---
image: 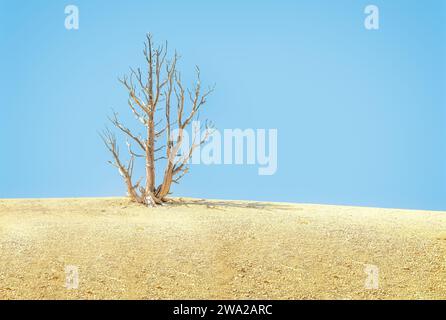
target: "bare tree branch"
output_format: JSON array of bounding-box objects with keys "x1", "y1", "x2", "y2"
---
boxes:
[
  {"x1": 108, "y1": 112, "x2": 146, "y2": 151},
  {"x1": 102, "y1": 34, "x2": 214, "y2": 206}
]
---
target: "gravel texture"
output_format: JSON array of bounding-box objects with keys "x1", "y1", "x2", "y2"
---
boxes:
[{"x1": 0, "y1": 197, "x2": 445, "y2": 299}]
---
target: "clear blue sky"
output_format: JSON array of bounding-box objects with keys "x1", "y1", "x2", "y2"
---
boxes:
[{"x1": 0, "y1": 0, "x2": 445, "y2": 210}]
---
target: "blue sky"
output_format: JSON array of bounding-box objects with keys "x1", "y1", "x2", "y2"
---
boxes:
[{"x1": 0, "y1": 0, "x2": 445, "y2": 210}]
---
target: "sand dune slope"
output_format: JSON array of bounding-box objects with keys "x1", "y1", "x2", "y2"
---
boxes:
[{"x1": 0, "y1": 197, "x2": 445, "y2": 299}]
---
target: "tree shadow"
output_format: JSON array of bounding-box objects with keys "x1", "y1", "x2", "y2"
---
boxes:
[{"x1": 166, "y1": 198, "x2": 296, "y2": 211}]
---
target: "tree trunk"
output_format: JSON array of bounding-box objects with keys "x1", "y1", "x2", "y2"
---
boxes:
[
  {"x1": 145, "y1": 112, "x2": 156, "y2": 194},
  {"x1": 157, "y1": 164, "x2": 173, "y2": 200}
]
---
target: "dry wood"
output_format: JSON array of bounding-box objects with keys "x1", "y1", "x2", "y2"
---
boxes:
[{"x1": 101, "y1": 34, "x2": 214, "y2": 206}]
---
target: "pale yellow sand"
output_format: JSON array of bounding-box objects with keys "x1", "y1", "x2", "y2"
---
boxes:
[{"x1": 0, "y1": 197, "x2": 445, "y2": 300}]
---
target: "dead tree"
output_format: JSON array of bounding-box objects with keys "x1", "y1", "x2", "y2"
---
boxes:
[{"x1": 101, "y1": 34, "x2": 214, "y2": 206}]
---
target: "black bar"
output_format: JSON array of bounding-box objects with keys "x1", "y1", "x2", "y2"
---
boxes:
[{"x1": 0, "y1": 300, "x2": 444, "y2": 319}]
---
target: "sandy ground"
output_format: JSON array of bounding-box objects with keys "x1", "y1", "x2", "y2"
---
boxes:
[{"x1": 0, "y1": 197, "x2": 445, "y2": 300}]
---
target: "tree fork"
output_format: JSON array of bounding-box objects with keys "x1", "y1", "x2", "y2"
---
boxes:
[{"x1": 102, "y1": 34, "x2": 214, "y2": 207}]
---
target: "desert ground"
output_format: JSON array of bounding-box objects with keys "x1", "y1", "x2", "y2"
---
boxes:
[{"x1": 0, "y1": 197, "x2": 445, "y2": 300}]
